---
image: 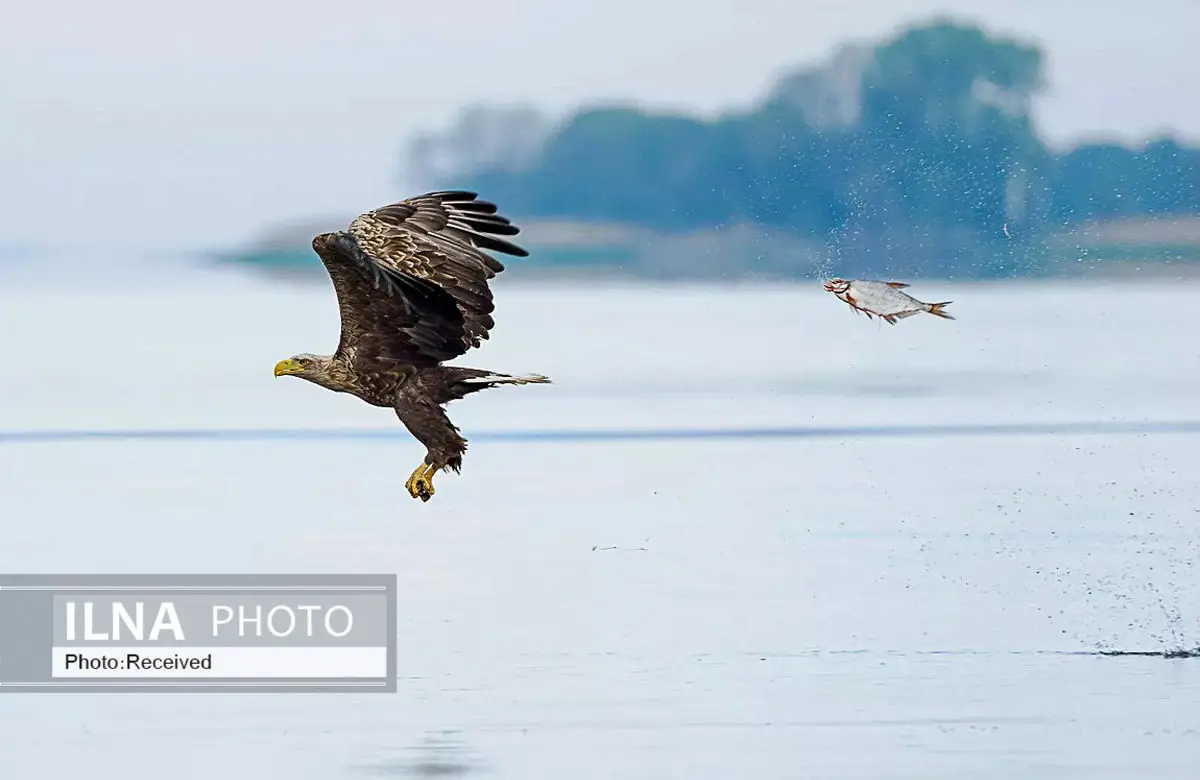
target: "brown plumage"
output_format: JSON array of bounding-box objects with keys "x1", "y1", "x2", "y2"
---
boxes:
[{"x1": 273, "y1": 190, "x2": 550, "y2": 502}]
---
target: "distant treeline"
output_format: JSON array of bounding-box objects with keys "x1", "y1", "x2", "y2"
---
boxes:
[{"x1": 403, "y1": 19, "x2": 1200, "y2": 278}]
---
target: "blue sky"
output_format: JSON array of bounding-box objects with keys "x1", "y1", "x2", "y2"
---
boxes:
[{"x1": 1, "y1": 0, "x2": 1197, "y2": 252}]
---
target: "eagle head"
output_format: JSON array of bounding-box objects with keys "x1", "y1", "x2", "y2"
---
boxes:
[{"x1": 274, "y1": 353, "x2": 331, "y2": 381}]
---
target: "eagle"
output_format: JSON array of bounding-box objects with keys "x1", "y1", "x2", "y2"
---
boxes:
[{"x1": 273, "y1": 190, "x2": 550, "y2": 502}]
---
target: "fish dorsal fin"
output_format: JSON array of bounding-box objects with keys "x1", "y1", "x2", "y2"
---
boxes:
[{"x1": 886, "y1": 281, "x2": 910, "y2": 289}]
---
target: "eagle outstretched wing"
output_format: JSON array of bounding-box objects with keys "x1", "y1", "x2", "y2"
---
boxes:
[{"x1": 311, "y1": 191, "x2": 529, "y2": 368}]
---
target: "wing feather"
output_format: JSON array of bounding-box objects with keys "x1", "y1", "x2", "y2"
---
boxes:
[{"x1": 311, "y1": 191, "x2": 529, "y2": 369}]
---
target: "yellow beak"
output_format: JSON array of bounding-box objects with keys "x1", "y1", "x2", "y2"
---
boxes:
[{"x1": 274, "y1": 359, "x2": 296, "y2": 377}]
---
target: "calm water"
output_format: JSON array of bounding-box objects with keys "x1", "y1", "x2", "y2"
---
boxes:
[{"x1": 1, "y1": 259, "x2": 1199, "y2": 779}]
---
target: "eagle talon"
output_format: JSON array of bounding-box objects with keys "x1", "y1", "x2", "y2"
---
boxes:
[{"x1": 405, "y1": 464, "x2": 436, "y2": 502}]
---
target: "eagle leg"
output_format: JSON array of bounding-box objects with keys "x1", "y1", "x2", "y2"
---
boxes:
[
  {"x1": 404, "y1": 462, "x2": 436, "y2": 502},
  {"x1": 395, "y1": 381, "x2": 470, "y2": 503}
]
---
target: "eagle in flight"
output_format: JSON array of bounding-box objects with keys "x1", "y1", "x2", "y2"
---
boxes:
[{"x1": 273, "y1": 190, "x2": 550, "y2": 502}]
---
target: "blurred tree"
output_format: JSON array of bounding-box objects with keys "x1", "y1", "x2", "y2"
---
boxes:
[
  {"x1": 404, "y1": 104, "x2": 552, "y2": 189},
  {"x1": 1049, "y1": 138, "x2": 1200, "y2": 222},
  {"x1": 404, "y1": 18, "x2": 1200, "y2": 277}
]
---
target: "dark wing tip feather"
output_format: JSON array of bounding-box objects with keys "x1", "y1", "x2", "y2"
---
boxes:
[
  {"x1": 473, "y1": 234, "x2": 528, "y2": 257},
  {"x1": 422, "y1": 190, "x2": 479, "y2": 201},
  {"x1": 422, "y1": 191, "x2": 501, "y2": 217},
  {"x1": 425, "y1": 191, "x2": 530, "y2": 258},
  {"x1": 447, "y1": 213, "x2": 519, "y2": 236},
  {"x1": 446, "y1": 200, "x2": 499, "y2": 215}
]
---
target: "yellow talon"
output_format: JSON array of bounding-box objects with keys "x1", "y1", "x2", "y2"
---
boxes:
[{"x1": 405, "y1": 463, "x2": 436, "y2": 502}]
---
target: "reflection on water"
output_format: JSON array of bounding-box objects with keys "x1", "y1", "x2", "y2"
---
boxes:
[{"x1": 355, "y1": 731, "x2": 482, "y2": 778}]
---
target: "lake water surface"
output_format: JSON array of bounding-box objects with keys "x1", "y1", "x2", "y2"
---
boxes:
[{"x1": 1, "y1": 259, "x2": 1198, "y2": 778}]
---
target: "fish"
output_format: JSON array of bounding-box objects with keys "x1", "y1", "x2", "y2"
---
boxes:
[{"x1": 821, "y1": 278, "x2": 954, "y2": 325}]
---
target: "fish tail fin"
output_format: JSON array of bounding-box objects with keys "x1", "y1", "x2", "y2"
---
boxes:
[{"x1": 925, "y1": 301, "x2": 955, "y2": 320}]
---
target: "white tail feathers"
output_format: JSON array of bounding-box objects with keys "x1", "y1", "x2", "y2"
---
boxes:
[{"x1": 461, "y1": 373, "x2": 552, "y2": 385}]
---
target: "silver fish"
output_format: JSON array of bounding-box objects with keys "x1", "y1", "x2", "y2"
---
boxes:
[{"x1": 822, "y1": 278, "x2": 954, "y2": 325}]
